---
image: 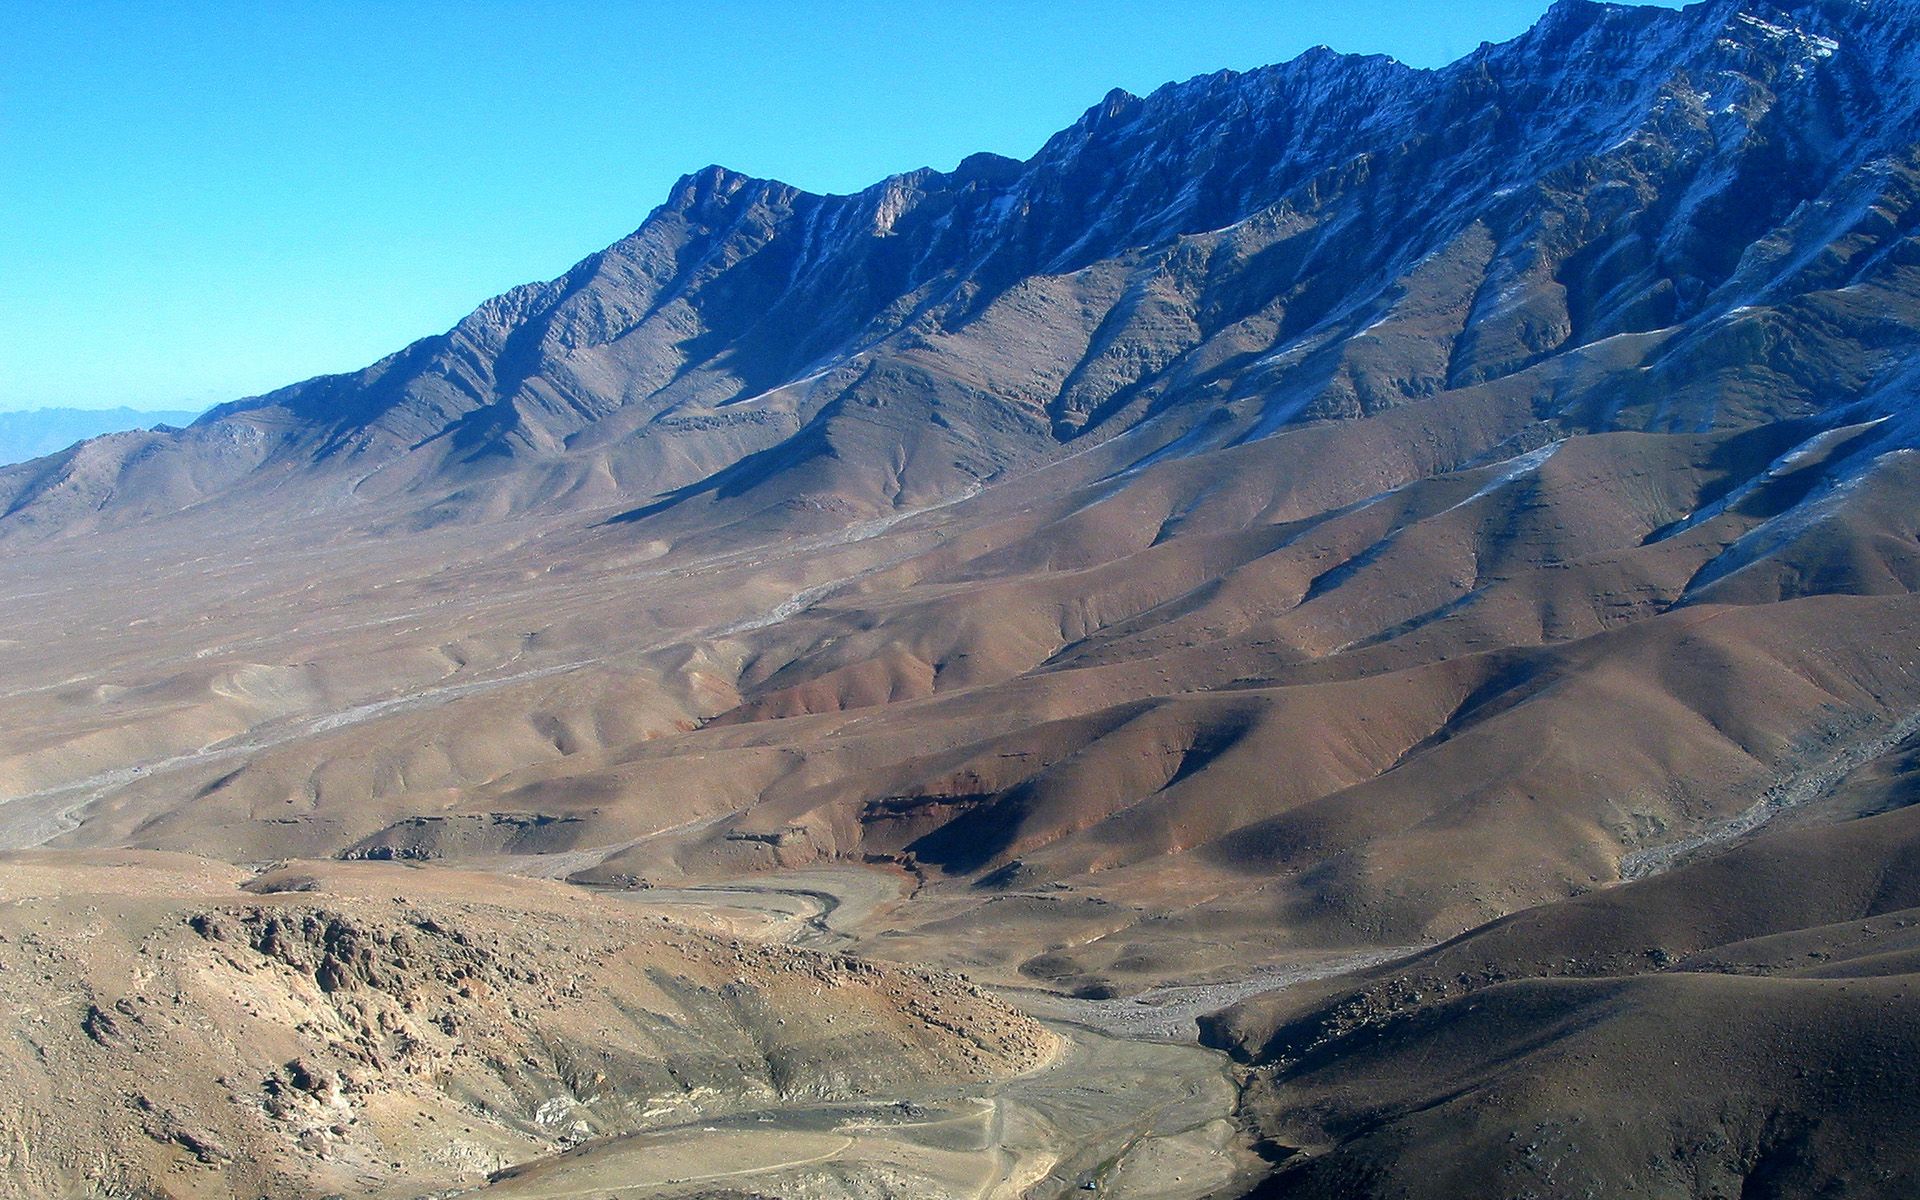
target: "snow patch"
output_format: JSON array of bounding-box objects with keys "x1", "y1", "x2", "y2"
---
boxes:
[{"x1": 1444, "y1": 441, "x2": 1564, "y2": 514}]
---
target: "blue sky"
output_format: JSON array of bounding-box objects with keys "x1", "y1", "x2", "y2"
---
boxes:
[{"x1": 0, "y1": 1, "x2": 1681, "y2": 412}]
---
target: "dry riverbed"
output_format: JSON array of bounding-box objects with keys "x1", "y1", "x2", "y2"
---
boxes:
[
  {"x1": 432, "y1": 864, "x2": 1392, "y2": 1199},
  {"x1": 463, "y1": 1029, "x2": 1253, "y2": 1200}
]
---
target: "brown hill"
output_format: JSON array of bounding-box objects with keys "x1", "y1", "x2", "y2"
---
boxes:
[
  {"x1": 1206, "y1": 797, "x2": 1920, "y2": 1198},
  {"x1": 0, "y1": 853, "x2": 1053, "y2": 1200}
]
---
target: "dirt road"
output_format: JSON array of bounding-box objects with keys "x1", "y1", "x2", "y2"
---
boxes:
[{"x1": 446, "y1": 863, "x2": 1411, "y2": 1199}]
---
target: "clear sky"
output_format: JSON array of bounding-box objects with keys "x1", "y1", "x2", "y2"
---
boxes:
[{"x1": 0, "y1": 1, "x2": 1682, "y2": 412}]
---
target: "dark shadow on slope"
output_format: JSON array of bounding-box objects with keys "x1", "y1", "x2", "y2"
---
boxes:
[{"x1": 604, "y1": 394, "x2": 852, "y2": 525}]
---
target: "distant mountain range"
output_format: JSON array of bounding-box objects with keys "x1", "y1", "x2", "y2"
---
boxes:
[{"x1": 0, "y1": 406, "x2": 202, "y2": 468}]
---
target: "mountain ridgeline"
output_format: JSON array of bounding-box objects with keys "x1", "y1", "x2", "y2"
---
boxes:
[
  {"x1": 7, "y1": 0, "x2": 1920, "y2": 544},
  {"x1": 0, "y1": 408, "x2": 203, "y2": 469}
]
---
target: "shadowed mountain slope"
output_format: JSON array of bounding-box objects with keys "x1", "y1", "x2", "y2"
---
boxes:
[{"x1": 1205, "y1": 794, "x2": 1920, "y2": 1198}]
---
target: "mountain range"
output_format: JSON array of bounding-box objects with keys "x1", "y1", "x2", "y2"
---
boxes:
[
  {"x1": 5, "y1": 1, "x2": 1920, "y2": 1196},
  {"x1": 12, "y1": 0, "x2": 1920, "y2": 548}
]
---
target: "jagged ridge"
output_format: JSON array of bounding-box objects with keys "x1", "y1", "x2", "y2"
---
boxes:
[{"x1": 7, "y1": 0, "x2": 1920, "y2": 544}]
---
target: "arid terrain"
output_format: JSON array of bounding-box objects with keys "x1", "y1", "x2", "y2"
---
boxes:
[{"x1": 6, "y1": 0, "x2": 1920, "y2": 1195}]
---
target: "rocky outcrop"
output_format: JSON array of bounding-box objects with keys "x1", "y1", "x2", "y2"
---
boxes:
[{"x1": 0, "y1": 854, "x2": 1055, "y2": 1200}]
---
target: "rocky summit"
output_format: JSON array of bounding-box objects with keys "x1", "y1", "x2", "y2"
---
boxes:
[{"x1": 5, "y1": 1, "x2": 1920, "y2": 1197}]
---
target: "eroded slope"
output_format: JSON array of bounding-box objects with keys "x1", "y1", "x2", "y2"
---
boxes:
[{"x1": 0, "y1": 855, "x2": 1053, "y2": 1200}]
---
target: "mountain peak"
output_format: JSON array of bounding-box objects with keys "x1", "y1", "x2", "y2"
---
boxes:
[
  {"x1": 665, "y1": 163, "x2": 766, "y2": 214},
  {"x1": 1083, "y1": 86, "x2": 1143, "y2": 130}
]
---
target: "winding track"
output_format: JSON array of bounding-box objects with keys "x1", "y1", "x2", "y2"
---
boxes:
[{"x1": 526, "y1": 864, "x2": 1376, "y2": 1199}]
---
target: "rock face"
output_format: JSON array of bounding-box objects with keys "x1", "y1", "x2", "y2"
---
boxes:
[
  {"x1": 7, "y1": 0, "x2": 1920, "y2": 544},
  {"x1": 0, "y1": 855, "x2": 1055, "y2": 1200}
]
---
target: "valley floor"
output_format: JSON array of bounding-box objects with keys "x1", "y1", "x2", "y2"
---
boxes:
[{"x1": 461, "y1": 864, "x2": 1273, "y2": 1200}]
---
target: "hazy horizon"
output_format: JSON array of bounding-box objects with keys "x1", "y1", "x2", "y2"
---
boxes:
[{"x1": 0, "y1": 402, "x2": 210, "y2": 416}]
